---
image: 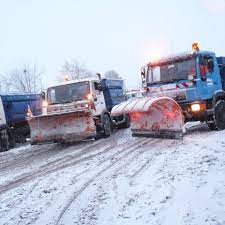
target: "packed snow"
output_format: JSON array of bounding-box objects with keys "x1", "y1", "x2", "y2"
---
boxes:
[{"x1": 0, "y1": 123, "x2": 225, "y2": 225}]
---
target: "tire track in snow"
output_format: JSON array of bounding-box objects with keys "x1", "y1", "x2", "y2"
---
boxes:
[
  {"x1": 0, "y1": 124, "x2": 212, "y2": 195},
  {"x1": 127, "y1": 141, "x2": 184, "y2": 180},
  {"x1": 0, "y1": 125, "x2": 215, "y2": 224},
  {"x1": 0, "y1": 138, "x2": 146, "y2": 223},
  {"x1": 0, "y1": 141, "x2": 100, "y2": 172},
  {"x1": 0, "y1": 135, "x2": 141, "y2": 195},
  {"x1": 0, "y1": 124, "x2": 211, "y2": 173},
  {"x1": 74, "y1": 138, "x2": 202, "y2": 224},
  {"x1": 113, "y1": 129, "x2": 220, "y2": 221},
  {"x1": 55, "y1": 138, "x2": 161, "y2": 225},
  {"x1": 109, "y1": 124, "x2": 213, "y2": 183},
  {"x1": 0, "y1": 140, "x2": 112, "y2": 195},
  {"x1": 0, "y1": 129, "x2": 128, "y2": 172},
  {"x1": 0, "y1": 144, "x2": 57, "y2": 169},
  {"x1": 63, "y1": 140, "x2": 190, "y2": 225},
  {"x1": 124, "y1": 127, "x2": 212, "y2": 185}
]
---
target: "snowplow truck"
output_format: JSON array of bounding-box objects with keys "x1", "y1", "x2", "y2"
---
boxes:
[
  {"x1": 0, "y1": 93, "x2": 42, "y2": 151},
  {"x1": 111, "y1": 43, "x2": 225, "y2": 139},
  {"x1": 27, "y1": 77, "x2": 130, "y2": 145}
]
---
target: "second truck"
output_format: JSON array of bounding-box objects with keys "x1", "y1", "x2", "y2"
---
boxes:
[
  {"x1": 112, "y1": 43, "x2": 225, "y2": 139},
  {"x1": 28, "y1": 77, "x2": 130, "y2": 144}
]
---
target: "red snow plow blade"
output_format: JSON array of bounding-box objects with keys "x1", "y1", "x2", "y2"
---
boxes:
[
  {"x1": 27, "y1": 110, "x2": 96, "y2": 144},
  {"x1": 111, "y1": 97, "x2": 184, "y2": 139}
]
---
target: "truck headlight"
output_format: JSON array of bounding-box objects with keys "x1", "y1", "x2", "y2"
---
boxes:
[
  {"x1": 191, "y1": 103, "x2": 201, "y2": 112},
  {"x1": 86, "y1": 93, "x2": 93, "y2": 101},
  {"x1": 42, "y1": 100, "x2": 48, "y2": 107},
  {"x1": 27, "y1": 111, "x2": 32, "y2": 117}
]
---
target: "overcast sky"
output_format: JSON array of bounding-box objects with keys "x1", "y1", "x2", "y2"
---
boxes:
[{"x1": 1, "y1": 0, "x2": 225, "y2": 88}]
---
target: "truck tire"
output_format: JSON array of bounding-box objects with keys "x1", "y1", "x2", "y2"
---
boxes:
[
  {"x1": 0, "y1": 131, "x2": 9, "y2": 152},
  {"x1": 208, "y1": 100, "x2": 225, "y2": 130},
  {"x1": 118, "y1": 114, "x2": 131, "y2": 129},
  {"x1": 102, "y1": 114, "x2": 112, "y2": 137},
  {"x1": 207, "y1": 122, "x2": 217, "y2": 130},
  {"x1": 8, "y1": 129, "x2": 16, "y2": 149}
]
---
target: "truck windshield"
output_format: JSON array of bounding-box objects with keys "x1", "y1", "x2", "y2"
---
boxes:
[
  {"x1": 147, "y1": 59, "x2": 196, "y2": 84},
  {"x1": 47, "y1": 81, "x2": 90, "y2": 104}
]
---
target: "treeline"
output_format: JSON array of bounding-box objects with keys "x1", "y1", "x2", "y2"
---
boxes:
[{"x1": 0, "y1": 59, "x2": 122, "y2": 93}]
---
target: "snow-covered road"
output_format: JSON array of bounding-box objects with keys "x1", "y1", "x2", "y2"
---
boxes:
[{"x1": 0, "y1": 124, "x2": 225, "y2": 225}]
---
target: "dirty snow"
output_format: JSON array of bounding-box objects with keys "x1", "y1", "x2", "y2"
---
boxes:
[{"x1": 0, "y1": 123, "x2": 225, "y2": 225}]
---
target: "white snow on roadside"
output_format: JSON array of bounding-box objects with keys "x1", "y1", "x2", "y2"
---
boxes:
[{"x1": 0, "y1": 125, "x2": 225, "y2": 225}]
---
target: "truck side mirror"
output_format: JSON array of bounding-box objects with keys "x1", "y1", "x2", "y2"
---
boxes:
[
  {"x1": 41, "y1": 91, "x2": 46, "y2": 100},
  {"x1": 208, "y1": 59, "x2": 214, "y2": 72},
  {"x1": 94, "y1": 82, "x2": 103, "y2": 92},
  {"x1": 98, "y1": 84, "x2": 103, "y2": 92},
  {"x1": 141, "y1": 67, "x2": 147, "y2": 83},
  {"x1": 199, "y1": 63, "x2": 207, "y2": 81}
]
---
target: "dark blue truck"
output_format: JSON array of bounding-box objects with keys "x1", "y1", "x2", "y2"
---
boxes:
[{"x1": 0, "y1": 93, "x2": 42, "y2": 151}]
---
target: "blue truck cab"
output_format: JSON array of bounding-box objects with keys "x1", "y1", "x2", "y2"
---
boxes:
[
  {"x1": 141, "y1": 44, "x2": 225, "y2": 130},
  {"x1": 0, "y1": 93, "x2": 42, "y2": 151},
  {"x1": 100, "y1": 78, "x2": 126, "y2": 111}
]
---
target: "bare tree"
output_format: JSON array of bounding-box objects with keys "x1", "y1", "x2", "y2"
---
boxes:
[
  {"x1": 0, "y1": 74, "x2": 13, "y2": 92},
  {"x1": 0, "y1": 64, "x2": 43, "y2": 93},
  {"x1": 60, "y1": 59, "x2": 94, "y2": 81},
  {"x1": 104, "y1": 70, "x2": 121, "y2": 79}
]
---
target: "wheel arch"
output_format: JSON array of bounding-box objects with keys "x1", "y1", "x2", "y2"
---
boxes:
[{"x1": 212, "y1": 90, "x2": 225, "y2": 107}]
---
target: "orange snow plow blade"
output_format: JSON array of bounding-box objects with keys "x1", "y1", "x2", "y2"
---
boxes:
[
  {"x1": 111, "y1": 97, "x2": 184, "y2": 139},
  {"x1": 27, "y1": 110, "x2": 96, "y2": 144}
]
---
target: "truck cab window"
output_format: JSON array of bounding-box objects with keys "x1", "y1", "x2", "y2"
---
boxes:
[
  {"x1": 199, "y1": 56, "x2": 214, "y2": 79},
  {"x1": 147, "y1": 58, "x2": 196, "y2": 84},
  {"x1": 199, "y1": 56, "x2": 208, "y2": 80},
  {"x1": 49, "y1": 89, "x2": 56, "y2": 103},
  {"x1": 93, "y1": 82, "x2": 101, "y2": 96},
  {"x1": 94, "y1": 82, "x2": 99, "y2": 91},
  {"x1": 207, "y1": 58, "x2": 214, "y2": 73}
]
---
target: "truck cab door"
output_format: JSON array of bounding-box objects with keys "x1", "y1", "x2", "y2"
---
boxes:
[
  {"x1": 197, "y1": 55, "x2": 217, "y2": 99},
  {"x1": 0, "y1": 97, "x2": 6, "y2": 126},
  {"x1": 91, "y1": 81, "x2": 106, "y2": 116}
]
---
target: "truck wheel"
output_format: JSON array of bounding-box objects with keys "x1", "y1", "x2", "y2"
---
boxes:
[
  {"x1": 209, "y1": 100, "x2": 225, "y2": 130},
  {"x1": 207, "y1": 122, "x2": 217, "y2": 130},
  {"x1": 214, "y1": 100, "x2": 225, "y2": 130},
  {"x1": 0, "y1": 140, "x2": 9, "y2": 152},
  {"x1": 95, "y1": 131, "x2": 102, "y2": 140},
  {"x1": 102, "y1": 114, "x2": 111, "y2": 137},
  {"x1": 8, "y1": 130, "x2": 16, "y2": 149},
  {"x1": 0, "y1": 131, "x2": 9, "y2": 152},
  {"x1": 118, "y1": 114, "x2": 131, "y2": 129}
]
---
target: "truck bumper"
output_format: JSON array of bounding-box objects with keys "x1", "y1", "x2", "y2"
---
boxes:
[{"x1": 181, "y1": 102, "x2": 214, "y2": 122}]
